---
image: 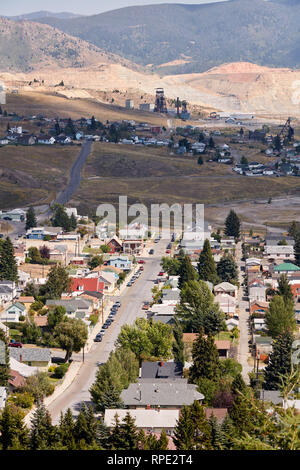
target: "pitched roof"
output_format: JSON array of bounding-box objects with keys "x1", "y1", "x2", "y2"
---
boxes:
[
  {"x1": 121, "y1": 381, "x2": 204, "y2": 406},
  {"x1": 141, "y1": 361, "x2": 183, "y2": 379},
  {"x1": 70, "y1": 278, "x2": 104, "y2": 293},
  {"x1": 9, "y1": 369, "x2": 26, "y2": 388},
  {"x1": 205, "y1": 408, "x2": 228, "y2": 422},
  {"x1": 104, "y1": 409, "x2": 180, "y2": 429},
  {"x1": 274, "y1": 262, "x2": 300, "y2": 272},
  {"x1": 9, "y1": 347, "x2": 51, "y2": 363},
  {"x1": 214, "y1": 282, "x2": 237, "y2": 291}
]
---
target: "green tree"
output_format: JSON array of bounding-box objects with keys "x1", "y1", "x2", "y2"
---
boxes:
[
  {"x1": 209, "y1": 414, "x2": 224, "y2": 450},
  {"x1": 0, "y1": 404, "x2": 29, "y2": 450},
  {"x1": 197, "y1": 239, "x2": 218, "y2": 284},
  {"x1": 189, "y1": 329, "x2": 221, "y2": 383},
  {"x1": 276, "y1": 274, "x2": 293, "y2": 303},
  {"x1": 172, "y1": 318, "x2": 185, "y2": 364},
  {"x1": 217, "y1": 254, "x2": 238, "y2": 283},
  {"x1": 176, "y1": 280, "x2": 225, "y2": 335},
  {"x1": 265, "y1": 295, "x2": 296, "y2": 338},
  {"x1": 47, "y1": 306, "x2": 66, "y2": 329},
  {"x1": 54, "y1": 317, "x2": 88, "y2": 362},
  {"x1": 173, "y1": 405, "x2": 195, "y2": 450},
  {"x1": 25, "y1": 206, "x2": 37, "y2": 231},
  {"x1": 73, "y1": 404, "x2": 98, "y2": 449},
  {"x1": 224, "y1": 210, "x2": 240, "y2": 239},
  {"x1": 241, "y1": 155, "x2": 248, "y2": 165},
  {"x1": 58, "y1": 409, "x2": 76, "y2": 450},
  {"x1": 28, "y1": 246, "x2": 42, "y2": 264},
  {"x1": 288, "y1": 221, "x2": 299, "y2": 239},
  {"x1": 52, "y1": 204, "x2": 72, "y2": 232},
  {"x1": 190, "y1": 400, "x2": 212, "y2": 450},
  {"x1": 0, "y1": 237, "x2": 18, "y2": 282},
  {"x1": 22, "y1": 372, "x2": 55, "y2": 401},
  {"x1": 30, "y1": 399, "x2": 58, "y2": 450},
  {"x1": 0, "y1": 330, "x2": 10, "y2": 387},
  {"x1": 88, "y1": 255, "x2": 104, "y2": 270},
  {"x1": 42, "y1": 265, "x2": 71, "y2": 299},
  {"x1": 178, "y1": 255, "x2": 197, "y2": 290},
  {"x1": 160, "y1": 256, "x2": 181, "y2": 275},
  {"x1": 263, "y1": 331, "x2": 293, "y2": 390}
]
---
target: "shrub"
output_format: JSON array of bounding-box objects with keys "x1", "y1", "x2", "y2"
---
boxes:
[
  {"x1": 8, "y1": 392, "x2": 34, "y2": 409},
  {"x1": 89, "y1": 314, "x2": 99, "y2": 326},
  {"x1": 19, "y1": 315, "x2": 26, "y2": 322},
  {"x1": 53, "y1": 363, "x2": 70, "y2": 379}
]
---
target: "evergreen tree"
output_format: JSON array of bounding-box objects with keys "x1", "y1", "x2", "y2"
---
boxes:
[
  {"x1": 178, "y1": 255, "x2": 197, "y2": 290},
  {"x1": 73, "y1": 405, "x2": 98, "y2": 448},
  {"x1": 229, "y1": 394, "x2": 253, "y2": 435},
  {"x1": 0, "y1": 329, "x2": 10, "y2": 387},
  {"x1": 70, "y1": 213, "x2": 77, "y2": 231},
  {"x1": 217, "y1": 254, "x2": 238, "y2": 283},
  {"x1": 294, "y1": 233, "x2": 300, "y2": 267},
  {"x1": 189, "y1": 329, "x2": 221, "y2": 383},
  {"x1": 197, "y1": 239, "x2": 218, "y2": 284},
  {"x1": 0, "y1": 404, "x2": 29, "y2": 450},
  {"x1": 265, "y1": 295, "x2": 296, "y2": 338},
  {"x1": 96, "y1": 416, "x2": 111, "y2": 449},
  {"x1": 172, "y1": 318, "x2": 185, "y2": 364},
  {"x1": 157, "y1": 430, "x2": 169, "y2": 450},
  {"x1": 263, "y1": 331, "x2": 293, "y2": 390},
  {"x1": 52, "y1": 204, "x2": 72, "y2": 232},
  {"x1": 288, "y1": 221, "x2": 299, "y2": 239},
  {"x1": 173, "y1": 406, "x2": 195, "y2": 450},
  {"x1": 190, "y1": 400, "x2": 212, "y2": 450},
  {"x1": 209, "y1": 414, "x2": 224, "y2": 450},
  {"x1": 42, "y1": 265, "x2": 71, "y2": 299},
  {"x1": 276, "y1": 274, "x2": 293, "y2": 303},
  {"x1": 231, "y1": 373, "x2": 248, "y2": 396},
  {"x1": 54, "y1": 120, "x2": 61, "y2": 136},
  {"x1": 120, "y1": 412, "x2": 139, "y2": 450},
  {"x1": 0, "y1": 237, "x2": 18, "y2": 282},
  {"x1": 273, "y1": 134, "x2": 281, "y2": 152},
  {"x1": 25, "y1": 206, "x2": 37, "y2": 231},
  {"x1": 220, "y1": 414, "x2": 236, "y2": 450},
  {"x1": 65, "y1": 118, "x2": 76, "y2": 139},
  {"x1": 58, "y1": 409, "x2": 76, "y2": 450},
  {"x1": 224, "y1": 210, "x2": 240, "y2": 239},
  {"x1": 30, "y1": 400, "x2": 58, "y2": 450},
  {"x1": 108, "y1": 413, "x2": 127, "y2": 450},
  {"x1": 90, "y1": 116, "x2": 97, "y2": 130},
  {"x1": 176, "y1": 280, "x2": 225, "y2": 335}
]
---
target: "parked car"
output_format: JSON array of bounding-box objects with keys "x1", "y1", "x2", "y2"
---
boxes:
[
  {"x1": 8, "y1": 341, "x2": 22, "y2": 348},
  {"x1": 94, "y1": 334, "x2": 103, "y2": 342},
  {"x1": 127, "y1": 282, "x2": 133, "y2": 287},
  {"x1": 142, "y1": 302, "x2": 150, "y2": 310},
  {"x1": 139, "y1": 266, "x2": 144, "y2": 271},
  {"x1": 102, "y1": 323, "x2": 109, "y2": 329},
  {"x1": 114, "y1": 301, "x2": 121, "y2": 307},
  {"x1": 149, "y1": 249, "x2": 154, "y2": 255},
  {"x1": 165, "y1": 249, "x2": 171, "y2": 254},
  {"x1": 158, "y1": 271, "x2": 165, "y2": 276},
  {"x1": 137, "y1": 260, "x2": 146, "y2": 264},
  {"x1": 108, "y1": 316, "x2": 115, "y2": 322},
  {"x1": 100, "y1": 329, "x2": 106, "y2": 335}
]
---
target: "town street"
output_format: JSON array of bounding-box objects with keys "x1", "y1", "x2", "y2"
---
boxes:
[
  {"x1": 236, "y1": 241, "x2": 252, "y2": 383},
  {"x1": 47, "y1": 238, "x2": 168, "y2": 424}
]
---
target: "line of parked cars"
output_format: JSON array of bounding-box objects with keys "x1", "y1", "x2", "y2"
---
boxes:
[
  {"x1": 94, "y1": 301, "x2": 121, "y2": 342},
  {"x1": 126, "y1": 266, "x2": 144, "y2": 287}
]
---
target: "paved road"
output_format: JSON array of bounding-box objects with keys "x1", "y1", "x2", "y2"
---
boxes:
[
  {"x1": 48, "y1": 238, "x2": 168, "y2": 424},
  {"x1": 236, "y1": 241, "x2": 252, "y2": 383},
  {"x1": 55, "y1": 141, "x2": 92, "y2": 206}
]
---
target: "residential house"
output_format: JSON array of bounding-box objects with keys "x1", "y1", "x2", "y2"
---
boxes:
[
  {"x1": 37, "y1": 135, "x2": 56, "y2": 145},
  {"x1": 264, "y1": 244, "x2": 294, "y2": 262},
  {"x1": 121, "y1": 379, "x2": 204, "y2": 410},
  {"x1": 253, "y1": 336, "x2": 273, "y2": 356},
  {"x1": 46, "y1": 298, "x2": 93, "y2": 319},
  {"x1": 273, "y1": 262, "x2": 300, "y2": 276},
  {"x1": 248, "y1": 279, "x2": 266, "y2": 303},
  {"x1": 161, "y1": 289, "x2": 180, "y2": 305},
  {"x1": 140, "y1": 361, "x2": 183, "y2": 380},
  {"x1": 214, "y1": 294, "x2": 236, "y2": 316},
  {"x1": 225, "y1": 318, "x2": 239, "y2": 330},
  {"x1": 104, "y1": 409, "x2": 179, "y2": 436},
  {"x1": 215, "y1": 340, "x2": 232, "y2": 359},
  {"x1": 69, "y1": 278, "x2": 105, "y2": 295},
  {"x1": 253, "y1": 318, "x2": 266, "y2": 332},
  {"x1": 8, "y1": 370, "x2": 26, "y2": 392},
  {"x1": 122, "y1": 240, "x2": 144, "y2": 255},
  {"x1": 9, "y1": 347, "x2": 51, "y2": 369},
  {"x1": 250, "y1": 300, "x2": 269, "y2": 316},
  {"x1": 107, "y1": 235, "x2": 123, "y2": 253},
  {"x1": 214, "y1": 282, "x2": 238, "y2": 298},
  {"x1": 108, "y1": 256, "x2": 132, "y2": 271},
  {"x1": 0, "y1": 302, "x2": 26, "y2": 323}
]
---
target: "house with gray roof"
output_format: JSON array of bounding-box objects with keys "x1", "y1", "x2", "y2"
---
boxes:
[
  {"x1": 1, "y1": 302, "x2": 26, "y2": 322},
  {"x1": 9, "y1": 347, "x2": 51, "y2": 369},
  {"x1": 140, "y1": 361, "x2": 183, "y2": 380},
  {"x1": 46, "y1": 298, "x2": 93, "y2": 318},
  {"x1": 161, "y1": 289, "x2": 180, "y2": 305},
  {"x1": 121, "y1": 379, "x2": 204, "y2": 409}
]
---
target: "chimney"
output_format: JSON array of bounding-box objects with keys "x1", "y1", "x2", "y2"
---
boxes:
[
  {"x1": 19, "y1": 354, "x2": 22, "y2": 363},
  {"x1": 160, "y1": 361, "x2": 163, "y2": 367}
]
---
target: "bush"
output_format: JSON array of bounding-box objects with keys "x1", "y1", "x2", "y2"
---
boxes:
[
  {"x1": 89, "y1": 314, "x2": 99, "y2": 326},
  {"x1": 22, "y1": 372, "x2": 55, "y2": 401},
  {"x1": 19, "y1": 315, "x2": 26, "y2": 322},
  {"x1": 8, "y1": 392, "x2": 34, "y2": 409},
  {"x1": 53, "y1": 363, "x2": 70, "y2": 379}
]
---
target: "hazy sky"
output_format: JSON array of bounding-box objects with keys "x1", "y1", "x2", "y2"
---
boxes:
[{"x1": 0, "y1": 0, "x2": 227, "y2": 17}]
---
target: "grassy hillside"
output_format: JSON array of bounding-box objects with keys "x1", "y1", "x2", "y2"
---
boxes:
[{"x1": 33, "y1": 0, "x2": 300, "y2": 74}]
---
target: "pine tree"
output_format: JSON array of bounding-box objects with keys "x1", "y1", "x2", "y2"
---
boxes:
[
  {"x1": 224, "y1": 210, "x2": 240, "y2": 239},
  {"x1": 197, "y1": 238, "x2": 218, "y2": 284},
  {"x1": 108, "y1": 413, "x2": 127, "y2": 450},
  {"x1": 0, "y1": 329, "x2": 10, "y2": 387},
  {"x1": 97, "y1": 416, "x2": 111, "y2": 449},
  {"x1": 294, "y1": 233, "x2": 300, "y2": 267},
  {"x1": 190, "y1": 400, "x2": 212, "y2": 450},
  {"x1": 0, "y1": 237, "x2": 18, "y2": 282},
  {"x1": 263, "y1": 331, "x2": 293, "y2": 390},
  {"x1": 178, "y1": 255, "x2": 197, "y2": 289},
  {"x1": 265, "y1": 295, "x2": 296, "y2": 338},
  {"x1": 70, "y1": 213, "x2": 77, "y2": 230},
  {"x1": 189, "y1": 329, "x2": 221, "y2": 383},
  {"x1": 229, "y1": 394, "x2": 253, "y2": 435},
  {"x1": 276, "y1": 274, "x2": 293, "y2": 303},
  {"x1": 0, "y1": 404, "x2": 29, "y2": 450},
  {"x1": 25, "y1": 206, "x2": 37, "y2": 231},
  {"x1": 157, "y1": 429, "x2": 169, "y2": 450},
  {"x1": 209, "y1": 414, "x2": 224, "y2": 450},
  {"x1": 217, "y1": 254, "x2": 238, "y2": 283},
  {"x1": 173, "y1": 406, "x2": 195, "y2": 450},
  {"x1": 42, "y1": 265, "x2": 71, "y2": 299},
  {"x1": 231, "y1": 373, "x2": 248, "y2": 396},
  {"x1": 120, "y1": 412, "x2": 139, "y2": 450},
  {"x1": 172, "y1": 318, "x2": 185, "y2": 364},
  {"x1": 288, "y1": 221, "x2": 299, "y2": 239},
  {"x1": 30, "y1": 400, "x2": 57, "y2": 450},
  {"x1": 220, "y1": 414, "x2": 236, "y2": 450},
  {"x1": 58, "y1": 409, "x2": 76, "y2": 450}
]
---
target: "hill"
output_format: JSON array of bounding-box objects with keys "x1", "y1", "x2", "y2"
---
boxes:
[
  {"x1": 0, "y1": 17, "x2": 137, "y2": 73},
  {"x1": 7, "y1": 11, "x2": 83, "y2": 20},
  {"x1": 32, "y1": 0, "x2": 300, "y2": 74}
]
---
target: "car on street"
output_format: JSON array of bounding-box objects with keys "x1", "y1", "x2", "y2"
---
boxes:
[
  {"x1": 149, "y1": 249, "x2": 154, "y2": 255},
  {"x1": 142, "y1": 302, "x2": 150, "y2": 310},
  {"x1": 94, "y1": 334, "x2": 103, "y2": 342},
  {"x1": 165, "y1": 249, "x2": 171, "y2": 254},
  {"x1": 8, "y1": 341, "x2": 23, "y2": 348},
  {"x1": 137, "y1": 260, "x2": 146, "y2": 264},
  {"x1": 158, "y1": 271, "x2": 165, "y2": 276},
  {"x1": 127, "y1": 282, "x2": 133, "y2": 287},
  {"x1": 102, "y1": 323, "x2": 109, "y2": 329},
  {"x1": 100, "y1": 329, "x2": 106, "y2": 335},
  {"x1": 139, "y1": 266, "x2": 144, "y2": 271},
  {"x1": 108, "y1": 315, "x2": 115, "y2": 322}
]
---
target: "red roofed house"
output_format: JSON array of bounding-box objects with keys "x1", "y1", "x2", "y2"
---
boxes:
[
  {"x1": 70, "y1": 278, "x2": 104, "y2": 295},
  {"x1": 8, "y1": 370, "x2": 26, "y2": 392}
]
